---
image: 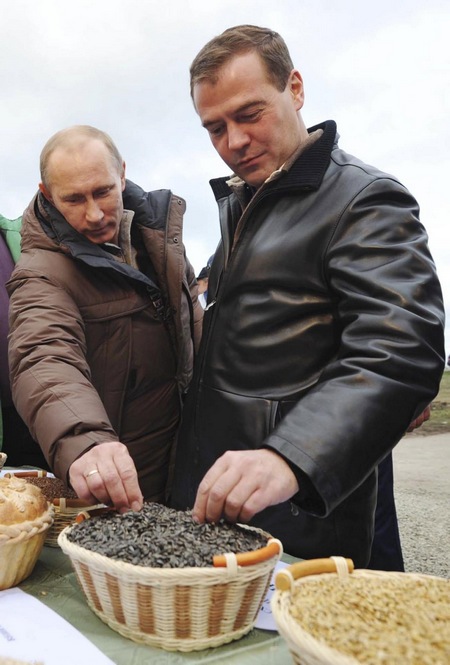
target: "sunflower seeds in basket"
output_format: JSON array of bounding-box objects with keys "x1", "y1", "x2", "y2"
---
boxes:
[{"x1": 66, "y1": 502, "x2": 268, "y2": 567}]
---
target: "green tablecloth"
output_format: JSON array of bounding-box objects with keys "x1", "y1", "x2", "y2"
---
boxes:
[{"x1": 20, "y1": 545, "x2": 294, "y2": 665}]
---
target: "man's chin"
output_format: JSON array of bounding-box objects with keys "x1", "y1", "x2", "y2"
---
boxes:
[
  {"x1": 241, "y1": 175, "x2": 265, "y2": 189},
  {"x1": 235, "y1": 165, "x2": 266, "y2": 189},
  {"x1": 87, "y1": 229, "x2": 116, "y2": 245}
]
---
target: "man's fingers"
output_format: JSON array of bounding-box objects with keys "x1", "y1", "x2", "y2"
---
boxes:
[
  {"x1": 96, "y1": 458, "x2": 143, "y2": 512},
  {"x1": 193, "y1": 459, "x2": 240, "y2": 523},
  {"x1": 227, "y1": 488, "x2": 267, "y2": 524},
  {"x1": 407, "y1": 405, "x2": 431, "y2": 432},
  {"x1": 216, "y1": 476, "x2": 261, "y2": 523},
  {"x1": 69, "y1": 442, "x2": 143, "y2": 512},
  {"x1": 109, "y1": 453, "x2": 143, "y2": 512},
  {"x1": 82, "y1": 469, "x2": 115, "y2": 506},
  {"x1": 193, "y1": 456, "x2": 262, "y2": 523},
  {"x1": 194, "y1": 474, "x2": 227, "y2": 523},
  {"x1": 193, "y1": 449, "x2": 300, "y2": 525},
  {"x1": 94, "y1": 463, "x2": 129, "y2": 510}
]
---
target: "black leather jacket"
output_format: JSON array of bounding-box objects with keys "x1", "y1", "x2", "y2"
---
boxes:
[{"x1": 171, "y1": 121, "x2": 445, "y2": 566}]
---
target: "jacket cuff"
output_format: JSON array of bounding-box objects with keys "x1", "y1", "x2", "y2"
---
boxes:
[{"x1": 273, "y1": 450, "x2": 326, "y2": 516}]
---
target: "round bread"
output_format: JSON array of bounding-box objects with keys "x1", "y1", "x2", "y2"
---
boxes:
[
  {"x1": 0, "y1": 476, "x2": 49, "y2": 525},
  {"x1": 0, "y1": 476, "x2": 53, "y2": 589}
]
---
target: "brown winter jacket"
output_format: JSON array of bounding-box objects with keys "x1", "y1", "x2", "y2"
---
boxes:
[{"x1": 7, "y1": 180, "x2": 203, "y2": 499}]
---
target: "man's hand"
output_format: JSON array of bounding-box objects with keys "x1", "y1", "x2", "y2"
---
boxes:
[
  {"x1": 69, "y1": 441, "x2": 144, "y2": 513},
  {"x1": 192, "y1": 449, "x2": 299, "y2": 524},
  {"x1": 406, "y1": 405, "x2": 431, "y2": 432}
]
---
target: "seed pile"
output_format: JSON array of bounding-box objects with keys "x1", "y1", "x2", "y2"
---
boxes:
[
  {"x1": 25, "y1": 477, "x2": 78, "y2": 501},
  {"x1": 66, "y1": 502, "x2": 268, "y2": 567},
  {"x1": 289, "y1": 574, "x2": 450, "y2": 665}
]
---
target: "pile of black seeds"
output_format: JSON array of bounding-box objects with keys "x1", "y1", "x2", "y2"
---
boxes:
[
  {"x1": 66, "y1": 502, "x2": 268, "y2": 568},
  {"x1": 25, "y1": 476, "x2": 78, "y2": 501}
]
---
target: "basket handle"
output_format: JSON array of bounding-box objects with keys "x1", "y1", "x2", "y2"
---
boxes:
[
  {"x1": 213, "y1": 538, "x2": 282, "y2": 567},
  {"x1": 275, "y1": 556, "x2": 354, "y2": 590},
  {"x1": 53, "y1": 498, "x2": 99, "y2": 508},
  {"x1": 75, "y1": 506, "x2": 114, "y2": 523},
  {"x1": 4, "y1": 470, "x2": 48, "y2": 478}
]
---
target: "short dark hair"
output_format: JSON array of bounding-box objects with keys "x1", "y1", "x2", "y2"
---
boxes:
[
  {"x1": 196, "y1": 254, "x2": 214, "y2": 281},
  {"x1": 190, "y1": 25, "x2": 294, "y2": 98},
  {"x1": 196, "y1": 265, "x2": 210, "y2": 281}
]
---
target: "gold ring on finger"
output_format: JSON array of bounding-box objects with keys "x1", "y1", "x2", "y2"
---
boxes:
[{"x1": 85, "y1": 469, "x2": 100, "y2": 479}]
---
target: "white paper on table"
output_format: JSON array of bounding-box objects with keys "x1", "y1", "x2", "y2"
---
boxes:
[
  {"x1": 0, "y1": 587, "x2": 114, "y2": 665},
  {"x1": 254, "y1": 559, "x2": 289, "y2": 631}
]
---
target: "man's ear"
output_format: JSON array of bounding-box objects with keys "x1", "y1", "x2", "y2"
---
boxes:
[
  {"x1": 39, "y1": 182, "x2": 53, "y2": 202},
  {"x1": 288, "y1": 69, "x2": 305, "y2": 110},
  {"x1": 121, "y1": 161, "x2": 126, "y2": 191}
]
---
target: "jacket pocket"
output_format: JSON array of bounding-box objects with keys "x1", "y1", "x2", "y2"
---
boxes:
[{"x1": 196, "y1": 385, "x2": 280, "y2": 466}]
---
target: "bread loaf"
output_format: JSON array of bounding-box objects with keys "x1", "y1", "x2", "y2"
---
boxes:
[{"x1": 0, "y1": 476, "x2": 49, "y2": 525}]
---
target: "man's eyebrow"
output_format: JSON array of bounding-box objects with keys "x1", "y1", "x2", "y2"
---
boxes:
[
  {"x1": 202, "y1": 100, "x2": 266, "y2": 128},
  {"x1": 93, "y1": 184, "x2": 115, "y2": 194},
  {"x1": 61, "y1": 192, "x2": 82, "y2": 201},
  {"x1": 59, "y1": 184, "x2": 115, "y2": 201}
]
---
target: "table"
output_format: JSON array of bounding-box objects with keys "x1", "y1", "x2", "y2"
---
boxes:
[{"x1": 20, "y1": 545, "x2": 295, "y2": 665}]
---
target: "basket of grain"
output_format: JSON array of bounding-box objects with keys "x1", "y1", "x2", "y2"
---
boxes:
[
  {"x1": 58, "y1": 502, "x2": 282, "y2": 651},
  {"x1": 4, "y1": 471, "x2": 103, "y2": 547},
  {"x1": 271, "y1": 556, "x2": 450, "y2": 665}
]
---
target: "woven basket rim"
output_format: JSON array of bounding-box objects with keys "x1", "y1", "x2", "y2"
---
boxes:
[
  {"x1": 291, "y1": 568, "x2": 449, "y2": 583},
  {"x1": 271, "y1": 568, "x2": 450, "y2": 665},
  {"x1": 58, "y1": 523, "x2": 280, "y2": 580}
]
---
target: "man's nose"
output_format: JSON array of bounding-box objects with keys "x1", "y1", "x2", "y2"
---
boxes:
[
  {"x1": 85, "y1": 198, "x2": 104, "y2": 223},
  {"x1": 227, "y1": 123, "x2": 250, "y2": 151}
]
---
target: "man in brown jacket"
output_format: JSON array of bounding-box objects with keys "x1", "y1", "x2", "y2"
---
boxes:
[{"x1": 7, "y1": 125, "x2": 203, "y2": 512}]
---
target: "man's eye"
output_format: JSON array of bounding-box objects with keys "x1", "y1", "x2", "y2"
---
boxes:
[
  {"x1": 208, "y1": 126, "x2": 224, "y2": 137},
  {"x1": 96, "y1": 187, "x2": 113, "y2": 197},
  {"x1": 241, "y1": 111, "x2": 261, "y2": 122}
]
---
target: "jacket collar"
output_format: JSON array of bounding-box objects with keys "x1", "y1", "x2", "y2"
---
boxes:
[
  {"x1": 35, "y1": 190, "x2": 163, "y2": 299},
  {"x1": 210, "y1": 119, "x2": 337, "y2": 201}
]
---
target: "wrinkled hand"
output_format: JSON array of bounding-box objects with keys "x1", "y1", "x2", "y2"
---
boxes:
[
  {"x1": 192, "y1": 449, "x2": 299, "y2": 524},
  {"x1": 69, "y1": 441, "x2": 143, "y2": 513},
  {"x1": 407, "y1": 405, "x2": 431, "y2": 433}
]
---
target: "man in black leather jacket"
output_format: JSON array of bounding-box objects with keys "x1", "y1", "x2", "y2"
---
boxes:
[{"x1": 171, "y1": 25, "x2": 445, "y2": 566}]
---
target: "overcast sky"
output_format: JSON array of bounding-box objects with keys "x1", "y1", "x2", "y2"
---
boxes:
[{"x1": 1, "y1": 0, "x2": 449, "y2": 354}]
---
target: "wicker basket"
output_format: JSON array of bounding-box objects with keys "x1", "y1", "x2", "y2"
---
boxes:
[
  {"x1": 4, "y1": 472, "x2": 102, "y2": 547},
  {"x1": 271, "y1": 556, "x2": 450, "y2": 665},
  {"x1": 45, "y1": 498, "x2": 104, "y2": 547},
  {"x1": 0, "y1": 479, "x2": 54, "y2": 590},
  {"x1": 58, "y1": 523, "x2": 282, "y2": 651}
]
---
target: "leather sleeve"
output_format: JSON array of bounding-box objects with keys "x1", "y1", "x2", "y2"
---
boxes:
[{"x1": 265, "y1": 177, "x2": 445, "y2": 516}]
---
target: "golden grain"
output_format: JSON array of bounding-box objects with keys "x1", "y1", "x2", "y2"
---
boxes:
[{"x1": 289, "y1": 575, "x2": 450, "y2": 664}]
